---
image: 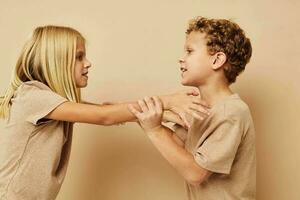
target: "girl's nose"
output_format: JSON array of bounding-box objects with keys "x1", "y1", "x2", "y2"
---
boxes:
[
  {"x1": 85, "y1": 59, "x2": 92, "y2": 68},
  {"x1": 178, "y1": 58, "x2": 184, "y2": 64}
]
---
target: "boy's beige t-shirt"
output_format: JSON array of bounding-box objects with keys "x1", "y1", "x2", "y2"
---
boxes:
[
  {"x1": 180, "y1": 94, "x2": 256, "y2": 200},
  {"x1": 0, "y1": 81, "x2": 72, "y2": 200}
]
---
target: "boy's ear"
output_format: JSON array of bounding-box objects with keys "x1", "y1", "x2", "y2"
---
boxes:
[{"x1": 211, "y1": 52, "x2": 227, "y2": 70}]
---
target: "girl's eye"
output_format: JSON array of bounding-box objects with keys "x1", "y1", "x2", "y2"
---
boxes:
[{"x1": 76, "y1": 55, "x2": 83, "y2": 61}]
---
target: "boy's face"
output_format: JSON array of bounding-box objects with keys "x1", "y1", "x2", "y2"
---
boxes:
[
  {"x1": 74, "y1": 41, "x2": 92, "y2": 88},
  {"x1": 179, "y1": 31, "x2": 214, "y2": 87}
]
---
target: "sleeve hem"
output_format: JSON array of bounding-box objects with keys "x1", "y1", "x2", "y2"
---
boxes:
[
  {"x1": 26, "y1": 99, "x2": 68, "y2": 125},
  {"x1": 194, "y1": 154, "x2": 231, "y2": 174}
]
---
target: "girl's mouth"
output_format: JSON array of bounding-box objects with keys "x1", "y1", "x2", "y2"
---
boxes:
[{"x1": 82, "y1": 71, "x2": 88, "y2": 78}]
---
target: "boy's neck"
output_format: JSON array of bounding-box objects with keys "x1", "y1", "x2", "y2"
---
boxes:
[{"x1": 197, "y1": 81, "x2": 234, "y2": 107}]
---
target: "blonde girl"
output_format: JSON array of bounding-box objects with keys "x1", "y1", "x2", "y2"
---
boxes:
[{"x1": 0, "y1": 25, "x2": 209, "y2": 200}]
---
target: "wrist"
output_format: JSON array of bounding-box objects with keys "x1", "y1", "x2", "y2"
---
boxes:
[
  {"x1": 145, "y1": 125, "x2": 164, "y2": 135},
  {"x1": 159, "y1": 95, "x2": 171, "y2": 110}
]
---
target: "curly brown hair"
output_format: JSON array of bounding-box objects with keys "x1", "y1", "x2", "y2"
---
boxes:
[{"x1": 186, "y1": 17, "x2": 252, "y2": 84}]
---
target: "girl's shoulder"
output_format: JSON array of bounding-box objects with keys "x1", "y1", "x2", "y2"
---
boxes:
[
  {"x1": 15, "y1": 81, "x2": 51, "y2": 95},
  {"x1": 20, "y1": 80, "x2": 50, "y2": 90}
]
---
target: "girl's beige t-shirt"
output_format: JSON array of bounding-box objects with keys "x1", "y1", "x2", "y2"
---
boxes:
[{"x1": 0, "y1": 81, "x2": 73, "y2": 200}]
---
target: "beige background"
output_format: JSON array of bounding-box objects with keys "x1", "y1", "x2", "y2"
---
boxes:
[{"x1": 1, "y1": 0, "x2": 299, "y2": 199}]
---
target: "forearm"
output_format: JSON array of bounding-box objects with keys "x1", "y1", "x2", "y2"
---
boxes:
[
  {"x1": 82, "y1": 101, "x2": 102, "y2": 107},
  {"x1": 159, "y1": 95, "x2": 171, "y2": 110},
  {"x1": 173, "y1": 124, "x2": 188, "y2": 143},
  {"x1": 146, "y1": 126, "x2": 206, "y2": 183},
  {"x1": 94, "y1": 102, "x2": 138, "y2": 125},
  {"x1": 172, "y1": 133, "x2": 185, "y2": 147},
  {"x1": 95, "y1": 99, "x2": 169, "y2": 125},
  {"x1": 82, "y1": 96, "x2": 172, "y2": 125}
]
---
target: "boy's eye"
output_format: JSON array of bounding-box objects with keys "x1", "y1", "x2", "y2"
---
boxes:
[{"x1": 186, "y1": 49, "x2": 193, "y2": 54}]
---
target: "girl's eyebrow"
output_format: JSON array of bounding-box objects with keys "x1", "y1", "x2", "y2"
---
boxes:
[{"x1": 76, "y1": 51, "x2": 85, "y2": 55}]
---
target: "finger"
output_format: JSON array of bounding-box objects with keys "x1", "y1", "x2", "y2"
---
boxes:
[
  {"x1": 191, "y1": 97, "x2": 210, "y2": 108},
  {"x1": 162, "y1": 111, "x2": 182, "y2": 125},
  {"x1": 128, "y1": 104, "x2": 142, "y2": 118},
  {"x1": 185, "y1": 108, "x2": 199, "y2": 118},
  {"x1": 178, "y1": 112, "x2": 190, "y2": 129},
  {"x1": 137, "y1": 121, "x2": 142, "y2": 127},
  {"x1": 153, "y1": 96, "x2": 163, "y2": 113},
  {"x1": 138, "y1": 99, "x2": 148, "y2": 113},
  {"x1": 144, "y1": 96, "x2": 155, "y2": 112},
  {"x1": 189, "y1": 104, "x2": 210, "y2": 115},
  {"x1": 185, "y1": 88, "x2": 199, "y2": 96},
  {"x1": 191, "y1": 112, "x2": 204, "y2": 121}
]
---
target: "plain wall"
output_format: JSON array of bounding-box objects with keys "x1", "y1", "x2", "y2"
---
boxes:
[{"x1": 0, "y1": 0, "x2": 299, "y2": 199}]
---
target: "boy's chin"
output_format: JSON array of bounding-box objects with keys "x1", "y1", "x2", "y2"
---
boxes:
[{"x1": 181, "y1": 80, "x2": 197, "y2": 87}]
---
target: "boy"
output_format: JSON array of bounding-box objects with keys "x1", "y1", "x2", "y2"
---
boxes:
[{"x1": 129, "y1": 16, "x2": 255, "y2": 200}]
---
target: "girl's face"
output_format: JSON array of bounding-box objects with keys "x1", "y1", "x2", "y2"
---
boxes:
[{"x1": 74, "y1": 41, "x2": 91, "y2": 88}]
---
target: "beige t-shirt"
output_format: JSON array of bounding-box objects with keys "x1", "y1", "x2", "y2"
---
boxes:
[
  {"x1": 0, "y1": 81, "x2": 73, "y2": 200},
  {"x1": 178, "y1": 94, "x2": 256, "y2": 200}
]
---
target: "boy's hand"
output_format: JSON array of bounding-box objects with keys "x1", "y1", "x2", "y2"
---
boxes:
[
  {"x1": 162, "y1": 110, "x2": 186, "y2": 128},
  {"x1": 160, "y1": 89, "x2": 210, "y2": 128},
  {"x1": 128, "y1": 96, "x2": 163, "y2": 132}
]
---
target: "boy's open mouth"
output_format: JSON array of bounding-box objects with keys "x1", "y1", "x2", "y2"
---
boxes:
[{"x1": 180, "y1": 67, "x2": 187, "y2": 73}]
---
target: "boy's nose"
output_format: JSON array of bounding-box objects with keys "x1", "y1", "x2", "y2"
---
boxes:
[{"x1": 178, "y1": 58, "x2": 184, "y2": 64}]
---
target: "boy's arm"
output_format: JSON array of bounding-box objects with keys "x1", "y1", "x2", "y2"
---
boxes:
[
  {"x1": 163, "y1": 111, "x2": 191, "y2": 146},
  {"x1": 147, "y1": 126, "x2": 212, "y2": 185},
  {"x1": 162, "y1": 110, "x2": 186, "y2": 127},
  {"x1": 128, "y1": 96, "x2": 212, "y2": 186},
  {"x1": 172, "y1": 124, "x2": 188, "y2": 146}
]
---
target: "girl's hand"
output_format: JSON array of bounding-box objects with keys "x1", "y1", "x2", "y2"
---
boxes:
[
  {"x1": 128, "y1": 96, "x2": 163, "y2": 132},
  {"x1": 161, "y1": 89, "x2": 210, "y2": 128}
]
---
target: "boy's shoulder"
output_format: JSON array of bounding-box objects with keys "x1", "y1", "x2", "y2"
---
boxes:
[{"x1": 210, "y1": 94, "x2": 252, "y2": 122}]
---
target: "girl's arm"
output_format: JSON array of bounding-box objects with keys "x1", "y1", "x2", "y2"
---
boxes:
[
  {"x1": 46, "y1": 101, "x2": 140, "y2": 125},
  {"x1": 46, "y1": 90, "x2": 209, "y2": 126}
]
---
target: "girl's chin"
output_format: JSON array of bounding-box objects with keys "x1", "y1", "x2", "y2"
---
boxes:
[{"x1": 76, "y1": 81, "x2": 88, "y2": 88}]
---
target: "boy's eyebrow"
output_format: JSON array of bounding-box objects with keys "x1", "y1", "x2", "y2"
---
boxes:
[{"x1": 184, "y1": 45, "x2": 193, "y2": 49}]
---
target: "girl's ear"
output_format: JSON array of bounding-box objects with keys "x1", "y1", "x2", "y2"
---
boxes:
[{"x1": 211, "y1": 52, "x2": 227, "y2": 70}]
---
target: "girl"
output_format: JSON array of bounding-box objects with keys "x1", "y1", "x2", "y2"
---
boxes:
[{"x1": 0, "y1": 25, "x2": 209, "y2": 200}]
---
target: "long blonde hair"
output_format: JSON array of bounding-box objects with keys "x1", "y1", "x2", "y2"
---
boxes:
[{"x1": 0, "y1": 25, "x2": 85, "y2": 119}]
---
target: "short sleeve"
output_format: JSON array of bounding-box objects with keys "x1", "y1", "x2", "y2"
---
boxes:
[
  {"x1": 17, "y1": 81, "x2": 68, "y2": 125},
  {"x1": 194, "y1": 116, "x2": 243, "y2": 174}
]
